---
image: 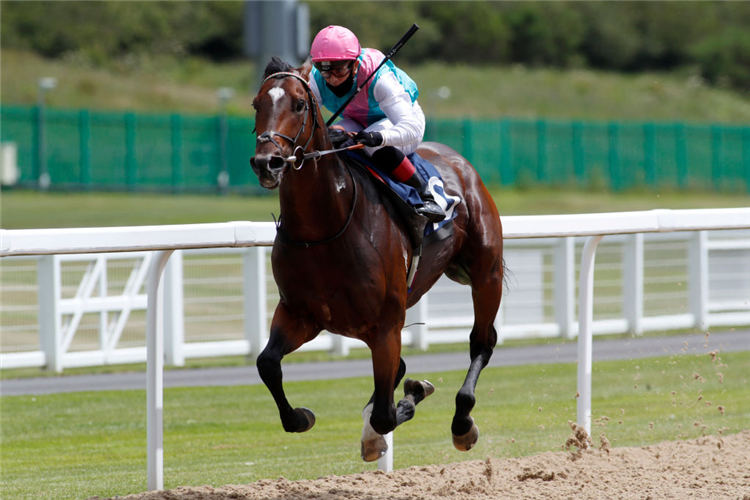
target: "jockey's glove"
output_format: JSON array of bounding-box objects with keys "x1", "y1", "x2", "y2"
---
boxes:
[{"x1": 354, "y1": 131, "x2": 384, "y2": 147}]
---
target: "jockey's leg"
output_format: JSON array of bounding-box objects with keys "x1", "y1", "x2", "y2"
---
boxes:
[{"x1": 372, "y1": 147, "x2": 446, "y2": 223}]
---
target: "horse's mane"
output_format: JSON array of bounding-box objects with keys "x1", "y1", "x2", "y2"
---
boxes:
[{"x1": 263, "y1": 56, "x2": 295, "y2": 80}]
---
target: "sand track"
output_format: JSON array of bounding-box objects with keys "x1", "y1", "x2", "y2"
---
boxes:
[{"x1": 92, "y1": 430, "x2": 749, "y2": 500}]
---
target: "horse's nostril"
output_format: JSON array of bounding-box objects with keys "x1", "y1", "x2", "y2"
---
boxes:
[
  {"x1": 268, "y1": 155, "x2": 287, "y2": 171},
  {"x1": 250, "y1": 154, "x2": 286, "y2": 172}
]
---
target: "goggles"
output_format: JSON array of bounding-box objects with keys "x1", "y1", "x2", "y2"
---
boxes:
[{"x1": 313, "y1": 60, "x2": 354, "y2": 77}]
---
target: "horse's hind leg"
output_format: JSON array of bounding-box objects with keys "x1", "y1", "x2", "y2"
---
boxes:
[
  {"x1": 257, "y1": 303, "x2": 321, "y2": 433},
  {"x1": 397, "y1": 378, "x2": 435, "y2": 425},
  {"x1": 452, "y1": 263, "x2": 503, "y2": 451}
]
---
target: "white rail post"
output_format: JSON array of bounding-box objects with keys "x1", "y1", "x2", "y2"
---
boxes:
[
  {"x1": 377, "y1": 432, "x2": 394, "y2": 472},
  {"x1": 164, "y1": 250, "x2": 185, "y2": 367},
  {"x1": 37, "y1": 255, "x2": 63, "y2": 372},
  {"x1": 406, "y1": 294, "x2": 429, "y2": 351},
  {"x1": 147, "y1": 250, "x2": 174, "y2": 492},
  {"x1": 577, "y1": 235, "x2": 603, "y2": 436},
  {"x1": 623, "y1": 233, "x2": 644, "y2": 335},
  {"x1": 331, "y1": 333, "x2": 350, "y2": 356},
  {"x1": 495, "y1": 285, "x2": 505, "y2": 345},
  {"x1": 689, "y1": 231, "x2": 709, "y2": 331},
  {"x1": 98, "y1": 255, "x2": 108, "y2": 355},
  {"x1": 244, "y1": 246, "x2": 267, "y2": 359},
  {"x1": 554, "y1": 237, "x2": 576, "y2": 339}
]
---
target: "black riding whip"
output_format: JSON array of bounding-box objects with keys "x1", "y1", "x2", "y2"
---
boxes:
[{"x1": 325, "y1": 23, "x2": 420, "y2": 127}]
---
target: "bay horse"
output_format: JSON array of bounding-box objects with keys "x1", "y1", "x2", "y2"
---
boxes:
[{"x1": 250, "y1": 58, "x2": 504, "y2": 462}]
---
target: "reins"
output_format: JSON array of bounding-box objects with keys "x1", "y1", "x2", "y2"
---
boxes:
[{"x1": 257, "y1": 71, "x2": 358, "y2": 247}]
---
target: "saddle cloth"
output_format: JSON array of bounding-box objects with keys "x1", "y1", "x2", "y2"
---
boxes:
[{"x1": 345, "y1": 149, "x2": 461, "y2": 244}]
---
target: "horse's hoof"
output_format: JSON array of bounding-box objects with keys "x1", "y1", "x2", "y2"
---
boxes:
[
  {"x1": 404, "y1": 378, "x2": 435, "y2": 400},
  {"x1": 452, "y1": 418, "x2": 479, "y2": 451},
  {"x1": 294, "y1": 407, "x2": 316, "y2": 433},
  {"x1": 361, "y1": 435, "x2": 388, "y2": 462}
]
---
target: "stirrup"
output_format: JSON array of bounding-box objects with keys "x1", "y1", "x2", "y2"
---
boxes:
[{"x1": 417, "y1": 200, "x2": 446, "y2": 223}]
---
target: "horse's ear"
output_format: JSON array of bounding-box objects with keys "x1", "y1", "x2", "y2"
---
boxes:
[{"x1": 297, "y1": 58, "x2": 312, "y2": 80}]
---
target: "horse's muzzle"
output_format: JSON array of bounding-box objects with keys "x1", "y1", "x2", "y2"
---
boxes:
[{"x1": 250, "y1": 154, "x2": 287, "y2": 189}]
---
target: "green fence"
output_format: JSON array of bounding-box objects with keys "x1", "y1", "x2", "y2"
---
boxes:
[{"x1": 2, "y1": 105, "x2": 749, "y2": 193}]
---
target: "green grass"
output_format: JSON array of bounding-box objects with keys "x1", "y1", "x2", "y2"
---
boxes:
[
  {"x1": 3, "y1": 48, "x2": 750, "y2": 123},
  {"x1": 2, "y1": 187, "x2": 749, "y2": 230},
  {"x1": 1, "y1": 350, "x2": 747, "y2": 500}
]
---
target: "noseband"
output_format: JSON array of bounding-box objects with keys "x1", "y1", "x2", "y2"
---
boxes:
[{"x1": 256, "y1": 72, "x2": 319, "y2": 167}]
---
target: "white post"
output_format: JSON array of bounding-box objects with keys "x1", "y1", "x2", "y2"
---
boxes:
[
  {"x1": 37, "y1": 255, "x2": 63, "y2": 372},
  {"x1": 244, "y1": 247, "x2": 267, "y2": 359},
  {"x1": 554, "y1": 237, "x2": 576, "y2": 339},
  {"x1": 689, "y1": 231, "x2": 709, "y2": 331},
  {"x1": 164, "y1": 250, "x2": 185, "y2": 367},
  {"x1": 377, "y1": 432, "x2": 393, "y2": 472},
  {"x1": 577, "y1": 235, "x2": 603, "y2": 436},
  {"x1": 331, "y1": 334, "x2": 350, "y2": 356},
  {"x1": 494, "y1": 283, "x2": 505, "y2": 345},
  {"x1": 406, "y1": 294, "x2": 429, "y2": 351},
  {"x1": 147, "y1": 250, "x2": 173, "y2": 492},
  {"x1": 98, "y1": 255, "x2": 108, "y2": 354},
  {"x1": 623, "y1": 233, "x2": 644, "y2": 335}
]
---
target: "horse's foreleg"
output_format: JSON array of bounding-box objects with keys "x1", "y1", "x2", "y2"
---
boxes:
[
  {"x1": 257, "y1": 304, "x2": 320, "y2": 433},
  {"x1": 453, "y1": 275, "x2": 502, "y2": 451},
  {"x1": 359, "y1": 332, "x2": 402, "y2": 461},
  {"x1": 360, "y1": 360, "x2": 435, "y2": 461}
]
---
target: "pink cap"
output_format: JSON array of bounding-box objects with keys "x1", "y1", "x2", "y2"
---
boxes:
[{"x1": 310, "y1": 25, "x2": 361, "y2": 62}]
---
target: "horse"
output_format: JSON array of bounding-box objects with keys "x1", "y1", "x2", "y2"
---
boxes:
[{"x1": 250, "y1": 57, "x2": 504, "y2": 462}]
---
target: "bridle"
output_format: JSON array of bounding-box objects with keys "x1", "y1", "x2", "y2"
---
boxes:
[
  {"x1": 255, "y1": 71, "x2": 366, "y2": 168},
  {"x1": 256, "y1": 71, "x2": 318, "y2": 169},
  {"x1": 255, "y1": 70, "x2": 358, "y2": 247}
]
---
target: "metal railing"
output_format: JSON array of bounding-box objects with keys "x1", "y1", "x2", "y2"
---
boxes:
[{"x1": 2, "y1": 229, "x2": 749, "y2": 372}]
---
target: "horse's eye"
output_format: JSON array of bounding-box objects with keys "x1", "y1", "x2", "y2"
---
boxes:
[
  {"x1": 296, "y1": 99, "x2": 306, "y2": 113},
  {"x1": 252, "y1": 98, "x2": 258, "y2": 110}
]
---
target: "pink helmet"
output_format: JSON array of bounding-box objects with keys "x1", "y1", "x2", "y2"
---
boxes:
[{"x1": 310, "y1": 25, "x2": 361, "y2": 62}]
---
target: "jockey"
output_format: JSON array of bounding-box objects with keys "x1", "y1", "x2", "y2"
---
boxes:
[{"x1": 308, "y1": 25, "x2": 446, "y2": 223}]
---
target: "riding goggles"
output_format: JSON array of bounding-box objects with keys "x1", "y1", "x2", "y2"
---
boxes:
[{"x1": 313, "y1": 60, "x2": 354, "y2": 77}]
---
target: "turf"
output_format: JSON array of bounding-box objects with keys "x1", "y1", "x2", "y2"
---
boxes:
[{"x1": 1, "y1": 350, "x2": 747, "y2": 500}]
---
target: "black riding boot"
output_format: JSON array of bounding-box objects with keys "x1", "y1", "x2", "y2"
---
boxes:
[
  {"x1": 372, "y1": 147, "x2": 446, "y2": 223},
  {"x1": 403, "y1": 171, "x2": 446, "y2": 223}
]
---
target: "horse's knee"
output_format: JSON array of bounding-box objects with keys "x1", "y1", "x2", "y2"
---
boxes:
[{"x1": 256, "y1": 349, "x2": 281, "y2": 383}]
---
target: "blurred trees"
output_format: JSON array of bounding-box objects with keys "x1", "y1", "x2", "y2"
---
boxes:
[{"x1": 2, "y1": 1, "x2": 749, "y2": 91}]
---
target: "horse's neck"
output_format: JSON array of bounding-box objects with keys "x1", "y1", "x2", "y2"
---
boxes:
[{"x1": 279, "y1": 153, "x2": 355, "y2": 241}]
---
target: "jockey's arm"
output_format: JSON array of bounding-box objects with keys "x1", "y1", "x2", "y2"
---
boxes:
[{"x1": 372, "y1": 72, "x2": 425, "y2": 148}]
